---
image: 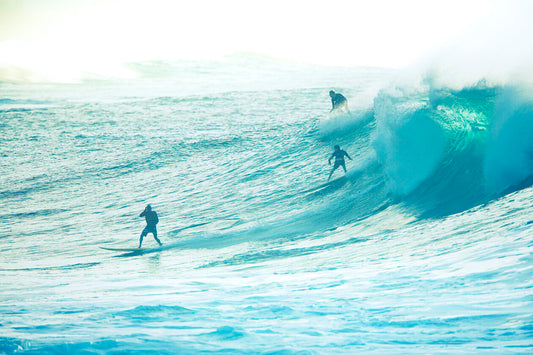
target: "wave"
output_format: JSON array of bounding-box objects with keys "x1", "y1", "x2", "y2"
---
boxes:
[
  {"x1": 371, "y1": 81, "x2": 533, "y2": 215},
  {"x1": 319, "y1": 109, "x2": 374, "y2": 137},
  {"x1": 0, "y1": 98, "x2": 52, "y2": 114},
  {"x1": 0, "y1": 98, "x2": 49, "y2": 105},
  {"x1": 484, "y1": 86, "x2": 533, "y2": 193},
  {"x1": 116, "y1": 305, "x2": 194, "y2": 320},
  {"x1": 0, "y1": 262, "x2": 100, "y2": 272}
]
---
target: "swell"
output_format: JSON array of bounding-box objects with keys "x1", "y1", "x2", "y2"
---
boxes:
[
  {"x1": 0, "y1": 95, "x2": 246, "y2": 203},
  {"x1": 0, "y1": 98, "x2": 50, "y2": 105}
]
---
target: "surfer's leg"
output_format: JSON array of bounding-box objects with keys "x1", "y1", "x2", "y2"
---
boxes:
[
  {"x1": 152, "y1": 227, "x2": 162, "y2": 246},
  {"x1": 342, "y1": 161, "x2": 347, "y2": 173},
  {"x1": 328, "y1": 167, "x2": 335, "y2": 181},
  {"x1": 139, "y1": 227, "x2": 148, "y2": 248},
  {"x1": 329, "y1": 161, "x2": 341, "y2": 180}
]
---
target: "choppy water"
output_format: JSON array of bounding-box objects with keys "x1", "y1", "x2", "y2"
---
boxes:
[{"x1": 1, "y1": 56, "x2": 532, "y2": 354}]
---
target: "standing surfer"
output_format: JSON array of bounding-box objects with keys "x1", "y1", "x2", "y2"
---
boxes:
[
  {"x1": 328, "y1": 145, "x2": 352, "y2": 180},
  {"x1": 139, "y1": 204, "x2": 162, "y2": 248},
  {"x1": 329, "y1": 90, "x2": 350, "y2": 114}
]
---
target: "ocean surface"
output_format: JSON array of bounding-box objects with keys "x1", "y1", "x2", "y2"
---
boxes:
[{"x1": 1, "y1": 55, "x2": 532, "y2": 354}]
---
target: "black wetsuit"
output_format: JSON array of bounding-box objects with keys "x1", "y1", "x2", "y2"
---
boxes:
[
  {"x1": 139, "y1": 209, "x2": 161, "y2": 247},
  {"x1": 331, "y1": 149, "x2": 350, "y2": 170},
  {"x1": 328, "y1": 148, "x2": 352, "y2": 180},
  {"x1": 331, "y1": 93, "x2": 348, "y2": 110}
]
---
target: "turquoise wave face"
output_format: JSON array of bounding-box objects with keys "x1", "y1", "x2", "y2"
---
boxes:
[
  {"x1": 484, "y1": 86, "x2": 533, "y2": 193},
  {"x1": 372, "y1": 82, "x2": 533, "y2": 216}
]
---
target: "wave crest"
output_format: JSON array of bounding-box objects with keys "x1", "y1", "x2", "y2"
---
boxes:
[{"x1": 372, "y1": 81, "x2": 533, "y2": 213}]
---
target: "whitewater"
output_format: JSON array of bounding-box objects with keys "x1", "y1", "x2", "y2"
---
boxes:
[{"x1": 1, "y1": 56, "x2": 532, "y2": 354}]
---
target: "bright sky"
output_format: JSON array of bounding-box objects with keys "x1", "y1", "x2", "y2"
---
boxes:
[{"x1": 0, "y1": 0, "x2": 529, "y2": 82}]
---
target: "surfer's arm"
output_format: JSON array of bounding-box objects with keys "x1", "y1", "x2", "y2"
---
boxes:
[
  {"x1": 328, "y1": 154, "x2": 333, "y2": 165},
  {"x1": 344, "y1": 151, "x2": 352, "y2": 160},
  {"x1": 139, "y1": 211, "x2": 146, "y2": 218}
]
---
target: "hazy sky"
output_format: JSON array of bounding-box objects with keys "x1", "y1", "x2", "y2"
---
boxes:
[{"x1": 0, "y1": 0, "x2": 530, "y2": 81}]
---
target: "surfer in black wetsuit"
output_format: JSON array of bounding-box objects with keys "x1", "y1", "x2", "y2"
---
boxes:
[
  {"x1": 328, "y1": 145, "x2": 352, "y2": 180},
  {"x1": 139, "y1": 204, "x2": 162, "y2": 247},
  {"x1": 329, "y1": 90, "x2": 350, "y2": 114}
]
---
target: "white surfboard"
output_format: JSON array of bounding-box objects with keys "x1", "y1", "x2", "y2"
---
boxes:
[{"x1": 99, "y1": 246, "x2": 151, "y2": 252}]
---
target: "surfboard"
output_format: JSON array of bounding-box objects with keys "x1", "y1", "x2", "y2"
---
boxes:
[
  {"x1": 99, "y1": 246, "x2": 150, "y2": 252},
  {"x1": 301, "y1": 175, "x2": 347, "y2": 195}
]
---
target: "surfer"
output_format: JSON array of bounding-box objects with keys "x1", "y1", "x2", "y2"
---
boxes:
[
  {"x1": 139, "y1": 204, "x2": 162, "y2": 248},
  {"x1": 328, "y1": 145, "x2": 352, "y2": 180},
  {"x1": 329, "y1": 90, "x2": 350, "y2": 114}
]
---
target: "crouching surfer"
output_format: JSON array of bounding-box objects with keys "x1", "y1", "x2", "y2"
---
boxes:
[
  {"x1": 329, "y1": 90, "x2": 350, "y2": 114},
  {"x1": 139, "y1": 204, "x2": 162, "y2": 248},
  {"x1": 328, "y1": 145, "x2": 352, "y2": 181}
]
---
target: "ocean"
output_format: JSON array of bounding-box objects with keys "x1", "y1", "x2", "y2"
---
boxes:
[{"x1": 1, "y1": 55, "x2": 532, "y2": 354}]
